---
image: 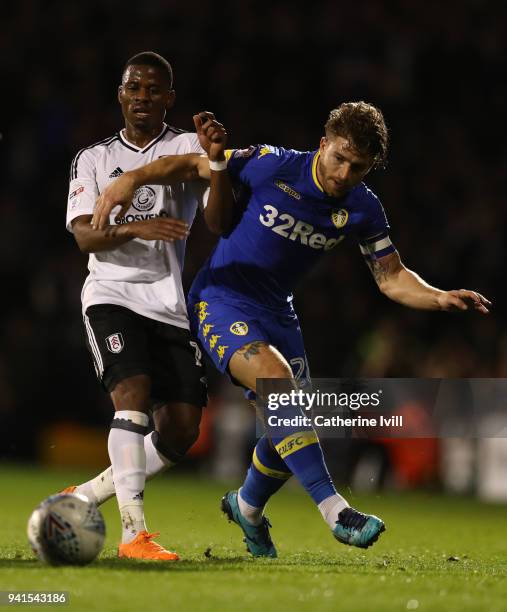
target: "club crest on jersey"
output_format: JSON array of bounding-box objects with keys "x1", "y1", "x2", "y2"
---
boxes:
[
  {"x1": 132, "y1": 186, "x2": 156, "y2": 212},
  {"x1": 230, "y1": 321, "x2": 249, "y2": 336},
  {"x1": 331, "y1": 208, "x2": 349, "y2": 229},
  {"x1": 106, "y1": 333, "x2": 124, "y2": 354}
]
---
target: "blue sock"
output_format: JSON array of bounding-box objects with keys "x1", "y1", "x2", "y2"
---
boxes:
[
  {"x1": 239, "y1": 435, "x2": 292, "y2": 508},
  {"x1": 272, "y1": 428, "x2": 337, "y2": 505}
]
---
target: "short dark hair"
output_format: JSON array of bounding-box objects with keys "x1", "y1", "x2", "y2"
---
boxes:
[
  {"x1": 123, "y1": 51, "x2": 173, "y2": 89},
  {"x1": 325, "y1": 102, "x2": 388, "y2": 169}
]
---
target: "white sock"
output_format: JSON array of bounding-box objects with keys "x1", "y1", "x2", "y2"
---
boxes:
[
  {"x1": 238, "y1": 488, "x2": 263, "y2": 526},
  {"x1": 318, "y1": 494, "x2": 349, "y2": 530},
  {"x1": 145, "y1": 431, "x2": 176, "y2": 477},
  {"x1": 108, "y1": 410, "x2": 149, "y2": 543},
  {"x1": 75, "y1": 432, "x2": 176, "y2": 506},
  {"x1": 118, "y1": 501, "x2": 146, "y2": 544},
  {"x1": 75, "y1": 467, "x2": 113, "y2": 505}
]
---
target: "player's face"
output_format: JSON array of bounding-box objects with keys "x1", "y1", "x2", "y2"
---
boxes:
[
  {"x1": 118, "y1": 64, "x2": 175, "y2": 132},
  {"x1": 317, "y1": 136, "x2": 374, "y2": 198}
]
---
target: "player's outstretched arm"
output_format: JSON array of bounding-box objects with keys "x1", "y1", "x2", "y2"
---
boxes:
[
  {"x1": 91, "y1": 154, "x2": 203, "y2": 230},
  {"x1": 367, "y1": 251, "x2": 491, "y2": 313},
  {"x1": 91, "y1": 111, "x2": 233, "y2": 234}
]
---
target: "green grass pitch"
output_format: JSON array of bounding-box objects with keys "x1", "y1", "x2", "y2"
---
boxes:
[{"x1": 1, "y1": 464, "x2": 507, "y2": 612}]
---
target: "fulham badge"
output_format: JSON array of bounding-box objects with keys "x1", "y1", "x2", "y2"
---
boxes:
[{"x1": 106, "y1": 332, "x2": 124, "y2": 354}]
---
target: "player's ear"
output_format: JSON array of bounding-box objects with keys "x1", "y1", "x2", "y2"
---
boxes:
[
  {"x1": 117, "y1": 85, "x2": 123, "y2": 104},
  {"x1": 166, "y1": 89, "x2": 176, "y2": 111},
  {"x1": 319, "y1": 136, "x2": 328, "y2": 152}
]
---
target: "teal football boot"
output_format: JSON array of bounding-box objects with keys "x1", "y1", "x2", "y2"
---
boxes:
[
  {"x1": 333, "y1": 507, "x2": 385, "y2": 549},
  {"x1": 221, "y1": 491, "x2": 277, "y2": 558}
]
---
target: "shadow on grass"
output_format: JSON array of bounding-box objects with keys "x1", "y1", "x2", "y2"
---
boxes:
[
  {"x1": 0, "y1": 555, "x2": 357, "y2": 573},
  {"x1": 1, "y1": 554, "x2": 496, "y2": 577}
]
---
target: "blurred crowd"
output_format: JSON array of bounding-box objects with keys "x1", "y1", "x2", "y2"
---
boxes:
[{"x1": 0, "y1": 0, "x2": 505, "y2": 460}]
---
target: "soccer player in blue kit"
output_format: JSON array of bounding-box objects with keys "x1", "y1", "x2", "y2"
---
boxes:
[{"x1": 94, "y1": 103, "x2": 491, "y2": 558}]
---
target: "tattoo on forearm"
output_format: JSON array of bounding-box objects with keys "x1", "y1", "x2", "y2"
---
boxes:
[
  {"x1": 104, "y1": 225, "x2": 120, "y2": 239},
  {"x1": 237, "y1": 341, "x2": 267, "y2": 361},
  {"x1": 369, "y1": 258, "x2": 390, "y2": 285}
]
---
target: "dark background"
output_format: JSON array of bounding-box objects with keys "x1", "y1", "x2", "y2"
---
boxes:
[{"x1": 0, "y1": 0, "x2": 505, "y2": 460}]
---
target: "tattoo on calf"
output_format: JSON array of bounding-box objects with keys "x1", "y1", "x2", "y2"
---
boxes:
[{"x1": 238, "y1": 340, "x2": 267, "y2": 361}]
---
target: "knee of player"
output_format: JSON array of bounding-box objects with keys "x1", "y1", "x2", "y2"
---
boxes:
[
  {"x1": 111, "y1": 375, "x2": 151, "y2": 411},
  {"x1": 156, "y1": 424, "x2": 200, "y2": 458},
  {"x1": 262, "y1": 361, "x2": 294, "y2": 380},
  {"x1": 157, "y1": 409, "x2": 201, "y2": 449},
  {"x1": 171, "y1": 420, "x2": 200, "y2": 448}
]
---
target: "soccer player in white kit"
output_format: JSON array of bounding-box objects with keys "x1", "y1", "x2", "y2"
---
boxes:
[{"x1": 64, "y1": 52, "x2": 229, "y2": 560}]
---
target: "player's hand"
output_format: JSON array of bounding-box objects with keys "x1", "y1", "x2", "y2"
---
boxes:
[
  {"x1": 193, "y1": 112, "x2": 227, "y2": 161},
  {"x1": 128, "y1": 218, "x2": 189, "y2": 242},
  {"x1": 92, "y1": 173, "x2": 138, "y2": 230},
  {"x1": 437, "y1": 290, "x2": 491, "y2": 314}
]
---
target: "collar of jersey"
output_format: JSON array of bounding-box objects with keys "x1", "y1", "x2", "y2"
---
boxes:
[
  {"x1": 118, "y1": 123, "x2": 169, "y2": 153},
  {"x1": 310, "y1": 150, "x2": 325, "y2": 195}
]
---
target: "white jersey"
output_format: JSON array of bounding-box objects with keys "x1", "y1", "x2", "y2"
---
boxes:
[{"x1": 66, "y1": 125, "x2": 208, "y2": 329}]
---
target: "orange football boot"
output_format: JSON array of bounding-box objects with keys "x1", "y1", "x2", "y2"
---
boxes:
[
  {"x1": 60, "y1": 486, "x2": 77, "y2": 494},
  {"x1": 118, "y1": 531, "x2": 180, "y2": 561}
]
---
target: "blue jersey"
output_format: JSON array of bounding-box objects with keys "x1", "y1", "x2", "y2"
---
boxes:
[{"x1": 190, "y1": 144, "x2": 395, "y2": 310}]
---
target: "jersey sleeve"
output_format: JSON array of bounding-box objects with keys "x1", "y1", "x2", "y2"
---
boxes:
[
  {"x1": 224, "y1": 145, "x2": 287, "y2": 187},
  {"x1": 355, "y1": 186, "x2": 396, "y2": 261},
  {"x1": 66, "y1": 148, "x2": 99, "y2": 232}
]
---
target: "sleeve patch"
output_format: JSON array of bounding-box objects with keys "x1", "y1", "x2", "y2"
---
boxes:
[
  {"x1": 69, "y1": 185, "x2": 84, "y2": 200},
  {"x1": 225, "y1": 146, "x2": 256, "y2": 161}
]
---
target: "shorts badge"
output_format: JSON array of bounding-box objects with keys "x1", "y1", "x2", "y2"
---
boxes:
[
  {"x1": 106, "y1": 332, "x2": 124, "y2": 354},
  {"x1": 230, "y1": 321, "x2": 249, "y2": 336}
]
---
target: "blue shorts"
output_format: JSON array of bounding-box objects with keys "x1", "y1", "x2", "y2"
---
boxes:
[{"x1": 187, "y1": 294, "x2": 310, "y2": 391}]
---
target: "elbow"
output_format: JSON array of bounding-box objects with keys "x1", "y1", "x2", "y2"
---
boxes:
[
  {"x1": 203, "y1": 212, "x2": 231, "y2": 236},
  {"x1": 77, "y1": 242, "x2": 92, "y2": 254},
  {"x1": 378, "y1": 280, "x2": 396, "y2": 300},
  {"x1": 74, "y1": 235, "x2": 93, "y2": 254},
  {"x1": 206, "y1": 222, "x2": 228, "y2": 236}
]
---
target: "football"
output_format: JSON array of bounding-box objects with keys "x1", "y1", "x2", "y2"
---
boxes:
[{"x1": 27, "y1": 493, "x2": 105, "y2": 565}]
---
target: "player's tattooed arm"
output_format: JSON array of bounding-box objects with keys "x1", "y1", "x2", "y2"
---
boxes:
[
  {"x1": 366, "y1": 250, "x2": 491, "y2": 313},
  {"x1": 367, "y1": 256, "x2": 394, "y2": 286},
  {"x1": 91, "y1": 111, "x2": 233, "y2": 234},
  {"x1": 72, "y1": 214, "x2": 188, "y2": 253},
  {"x1": 73, "y1": 215, "x2": 132, "y2": 252},
  {"x1": 91, "y1": 155, "x2": 202, "y2": 230}
]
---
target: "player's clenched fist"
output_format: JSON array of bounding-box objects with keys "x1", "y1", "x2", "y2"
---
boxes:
[
  {"x1": 193, "y1": 112, "x2": 227, "y2": 161},
  {"x1": 126, "y1": 217, "x2": 189, "y2": 242}
]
